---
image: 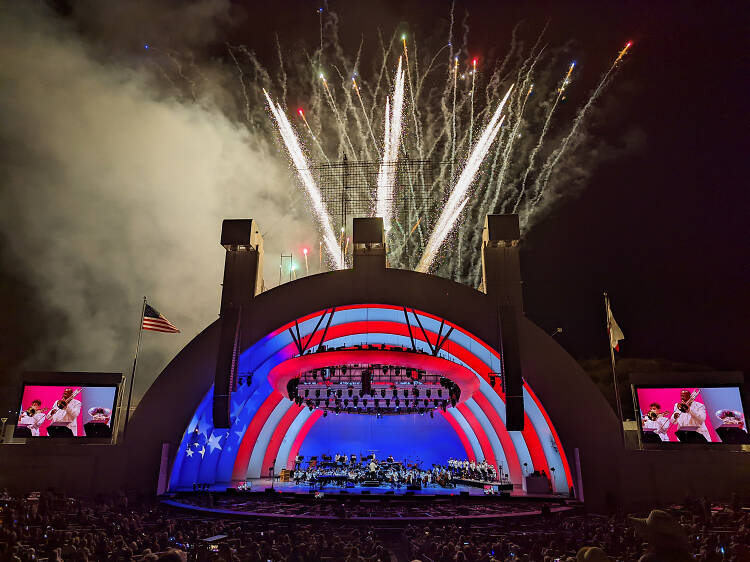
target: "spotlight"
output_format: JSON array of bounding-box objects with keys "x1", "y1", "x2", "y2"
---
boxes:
[
  {"x1": 341, "y1": 365, "x2": 347, "y2": 375},
  {"x1": 336, "y1": 389, "x2": 342, "y2": 398},
  {"x1": 395, "y1": 398, "x2": 400, "y2": 407},
  {"x1": 438, "y1": 389, "x2": 443, "y2": 398},
  {"x1": 426, "y1": 389, "x2": 431, "y2": 398},
  {"x1": 348, "y1": 388, "x2": 353, "y2": 398},
  {"x1": 353, "y1": 397, "x2": 359, "y2": 406},
  {"x1": 386, "y1": 399, "x2": 390, "y2": 407},
  {"x1": 344, "y1": 399, "x2": 349, "y2": 407},
  {"x1": 316, "y1": 389, "x2": 321, "y2": 398},
  {"x1": 304, "y1": 389, "x2": 309, "y2": 397},
  {"x1": 430, "y1": 410, "x2": 434, "y2": 418},
  {"x1": 363, "y1": 399, "x2": 368, "y2": 407},
  {"x1": 375, "y1": 399, "x2": 380, "y2": 408},
  {"x1": 418, "y1": 370, "x2": 425, "y2": 380},
  {"x1": 382, "y1": 365, "x2": 389, "y2": 375},
  {"x1": 380, "y1": 389, "x2": 386, "y2": 398},
  {"x1": 395, "y1": 366, "x2": 401, "y2": 376}
]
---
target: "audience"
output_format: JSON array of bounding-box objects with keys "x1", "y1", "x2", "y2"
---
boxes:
[{"x1": 0, "y1": 488, "x2": 747, "y2": 561}]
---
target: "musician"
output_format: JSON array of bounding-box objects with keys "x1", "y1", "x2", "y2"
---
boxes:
[
  {"x1": 88, "y1": 407, "x2": 112, "y2": 424},
  {"x1": 642, "y1": 402, "x2": 671, "y2": 441},
  {"x1": 673, "y1": 389, "x2": 710, "y2": 441},
  {"x1": 18, "y1": 399, "x2": 46, "y2": 436},
  {"x1": 49, "y1": 388, "x2": 82, "y2": 436}
]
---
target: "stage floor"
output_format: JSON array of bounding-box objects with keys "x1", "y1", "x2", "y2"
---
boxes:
[{"x1": 172, "y1": 478, "x2": 558, "y2": 499}]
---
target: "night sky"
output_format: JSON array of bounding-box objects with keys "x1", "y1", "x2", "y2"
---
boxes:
[
  {"x1": 0, "y1": 0, "x2": 746, "y2": 389},
  {"x1": 237, "y1": 0, "x2": 747, "y2": 372}
]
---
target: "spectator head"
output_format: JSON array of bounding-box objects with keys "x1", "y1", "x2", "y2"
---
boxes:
[
  {"x1": 157, "y1": 549, "x2": 187, "y2": 561},
  {"x1": 629, "y1": 510, "x2": 689, "y2": 551},
  {"x1": 576, "y1": 546, "x2": 609, "y2": 561}
]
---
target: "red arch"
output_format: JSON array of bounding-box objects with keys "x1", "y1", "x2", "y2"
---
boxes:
[
  {"x1": 233, "y1": 313, "x2": 563, "y2": 485},
  {"x1": 524, "y1": 384, "x2": 574, "y2": 493},
  {"x1": 457, "y1": 403, "x2": 497, "y2": 471},
  {"x1": 440, "y1": 411, "x2": 476, "y2": 462},
  {"x1": 231, "y1": 392, "x2": 283, "y2": 481},
  {"x1": 472, "y1": 392, "x2": 523, "y2": 484},
  {"x1": 261, "y1": 403, "x2": 303, "y2": 477},
  {"x1": 285, "y1": 409, "x2": 323, "y2": 469}
]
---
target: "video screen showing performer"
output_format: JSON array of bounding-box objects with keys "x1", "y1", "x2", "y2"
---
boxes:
[
  {"x1": 635, "y1": 386, "x2": 748, "y2": 444},
  {"x1": 14, "y1": 385, "x2": 117, "y2": 438}
]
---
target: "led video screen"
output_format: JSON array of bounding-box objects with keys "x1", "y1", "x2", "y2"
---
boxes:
[
  {"x1": 635, "y1": 386, "x2": 748, "y2": 444},
  {"x1": 15, "y1": 385, "x2": 118, "y2": 438}
]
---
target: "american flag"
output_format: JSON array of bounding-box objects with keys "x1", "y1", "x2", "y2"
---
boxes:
[{"x1": 142, "y1": 303, "x2": 180, "y2": 333}]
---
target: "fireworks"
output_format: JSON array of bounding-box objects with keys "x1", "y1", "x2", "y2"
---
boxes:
[
  {"x1": 211, "y1": 16, "x2": 633, "y2": 285},
  {"x1": 375, "y1": 57, "x2": 406, "y2": 231},
  {"x1": 417, "y1": 86, "x2": 513, "y2": 273},
  {"x1": 263, "y1": 90, "x2": 343, "y2": 270}
]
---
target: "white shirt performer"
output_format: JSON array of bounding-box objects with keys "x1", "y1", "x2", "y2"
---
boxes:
[
  {"x1": 50, "y1": 388, "x2": 82, "y2": 436},
  {"x1": 642, "y1": 402, "x2": 671, "y2": 441},
  {"x1": 18, "y1": 400, "x2": 46, "y2": 436},
  {"x1": 672, "y1": 389, "x2": 710, "y2": 442}
]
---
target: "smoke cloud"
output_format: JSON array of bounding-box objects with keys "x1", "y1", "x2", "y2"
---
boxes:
[{"x1": 0, "y1": 3, "x2": 315, "y2": 400}]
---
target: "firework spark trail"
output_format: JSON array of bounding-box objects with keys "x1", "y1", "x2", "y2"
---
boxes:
[
  {"x1": 297, "y1": 108, "x2": 330, "y2": 163},
  {"x1": 451, "y1": 56, "x2": 459, "y2": 180},
  {"x1": 416, "y1": 86, "x2": 513, "y2": 272},
  {"x1": 264, "y1": 90, "x2": 343, "y2": 269},
  {"x1": 469, "y1": 57, "x2": 477, "y2": 148},
  {"x1": 402, "y1": 34, "x2": 424, "y2": 160},
  {"x1": 353, "y1": 78, "x2": 379, "y2": 153},
  {"x1": 488, "y1": 50, "x2": 542, "y2": 213},
  {"x1": 320, "y1": 74, "x2": 357, "y2": 156},
  {"x1": 227, "y1": 45, "x2": 251, "y2": 123},
  {"x1": 531, "y1": 41, "x2": 631, "y2": 207},
  {"x1": 375, "y1": 58, "x2": 405, "y2": 231},
  {"x1": 513, "y1": 60, "x2": 575, "y2": 213}
]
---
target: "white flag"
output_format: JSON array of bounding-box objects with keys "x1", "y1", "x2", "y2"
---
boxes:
[{"x1": 607, "y1": 300, "x2": 625, "y2": 351}]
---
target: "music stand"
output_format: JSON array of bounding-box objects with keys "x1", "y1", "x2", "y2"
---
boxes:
[
  {"x1": 675, "y1": 429, "x2": 708, "y2": 443},
  {"x1": 14, "y1": 426, "x2": 32, "y2": 438},
  {"x1": 47, "y1": 424, "x2": 74, "y2": 438},
  {"x1": 641, "y1": 431, "x2": 663, "y2": 444},
  {"x1": 716, "y1": 426, "x2": 750, "y2": 444},
  {"x1": 84, "y1": 422, "x2": 112, "y2": 438}
]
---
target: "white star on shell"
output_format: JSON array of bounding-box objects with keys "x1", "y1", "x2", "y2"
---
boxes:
[
  {"x1": 234, "y1": 425, "x2": 247, "y2": 440},
  {"x1": 185, "y1": 448, "x2": 194, "y2": 457},
  {"x1": 206, "y1": 433, "x2": 223, "y2": 453},
  {"x1": 198, "y1": 446, "x2": 206, "y2": 458}
]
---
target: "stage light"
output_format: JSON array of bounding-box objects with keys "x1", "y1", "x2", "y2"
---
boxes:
[
  {"x1": 430, "y1": 410, "x2": 434, "y2": 418},
  {"x1": 341, "y1": 365, "x2": 347, "y2": 375},
  {"x1": 304, "y1": 389, "x2": 309, "y2": 397},
  {"x1": 348, "y1": 388, "x2": 353, "y2": 398},
  {"x1": 315, "y1": 389, "x2": 320, "y2": 398},
  {"x1": 386, "y1": 399, "x2": 390, "y2": 407},
  {"x1": 395, "y1": 398, "x2": 400, "y2": 407},
  {"x1": 326, "y1": 388, "x2": 332, "y2": 397},
  {"x1": 382, "y1": 365, "x2": 389, "y2": 375},
  {"x1": 380, "y1": 389, "x2": 386, "y2": 398},
  {"x1": 426, "y1": 389, "x2": 431, "y2": 398},
  {"x1": 363, "y1": 399, "x2": 368, "y2": 407},
  {"x1": 375, "y1": 399, "x2": 380, "y2": 408},
  {"x1": 438, "y1": 389, "x2": 443, "y2": 398},
  {"x1": 394, "y1": 367, "x2": 401, "y2": 375},
  {"x1": 344, "y1": 399, "x2": 349, "y2": 407},
  {"x1": 353, "y1": 397, "x2": 359, "y2": 406},
  {"x1": 418, "y1": 370, "x2": 425, "y2": 380},
  {"x1": 336, "y1": 389, "x2": 342, "y2": 398},
  {"x1": 424, "y1": 400, "x2": 428, "y2": 407},
  {"x1": 323, "y1": 411, "x2": 328, "y2": 418}
]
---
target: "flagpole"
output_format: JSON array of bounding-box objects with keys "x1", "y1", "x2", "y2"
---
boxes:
[
  {"x1": 124, "y1": 296, "x2": 147, "y2": 438},
  {"x1": 604, "y1": 292, "x2": 625, "y2": 445}
]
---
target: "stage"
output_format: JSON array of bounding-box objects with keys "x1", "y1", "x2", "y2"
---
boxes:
[{"x1": 164, "y1": 479, "x2": 573, "y2": 523}]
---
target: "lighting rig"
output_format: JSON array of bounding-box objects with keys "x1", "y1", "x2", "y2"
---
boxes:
[{"x1": 286, "y1": 362, "x2": 461, "y2": 416}]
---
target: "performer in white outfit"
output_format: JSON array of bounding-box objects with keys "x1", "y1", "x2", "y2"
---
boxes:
[
  {"x1": 672, "y1": 389, "x2": 710, "y2": 442},
  {"x1": 642, "y1": 402, "x2": 671, "y2": 441},
  {"x1": 18, "y1": 400, "x2": 46, "y2": 436},
  {"x1": 49, "y1": 388, "x2": 82, "y2": 436}
]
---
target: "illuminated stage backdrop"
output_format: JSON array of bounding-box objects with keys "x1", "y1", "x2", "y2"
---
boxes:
[{"x1": 169, "y1": 305, "x2": 573, "y2": 493}]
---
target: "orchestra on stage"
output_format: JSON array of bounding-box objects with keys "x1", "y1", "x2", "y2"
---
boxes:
[{"x1": 291, "y1": 453, "x2": 504, "y2": 489}]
